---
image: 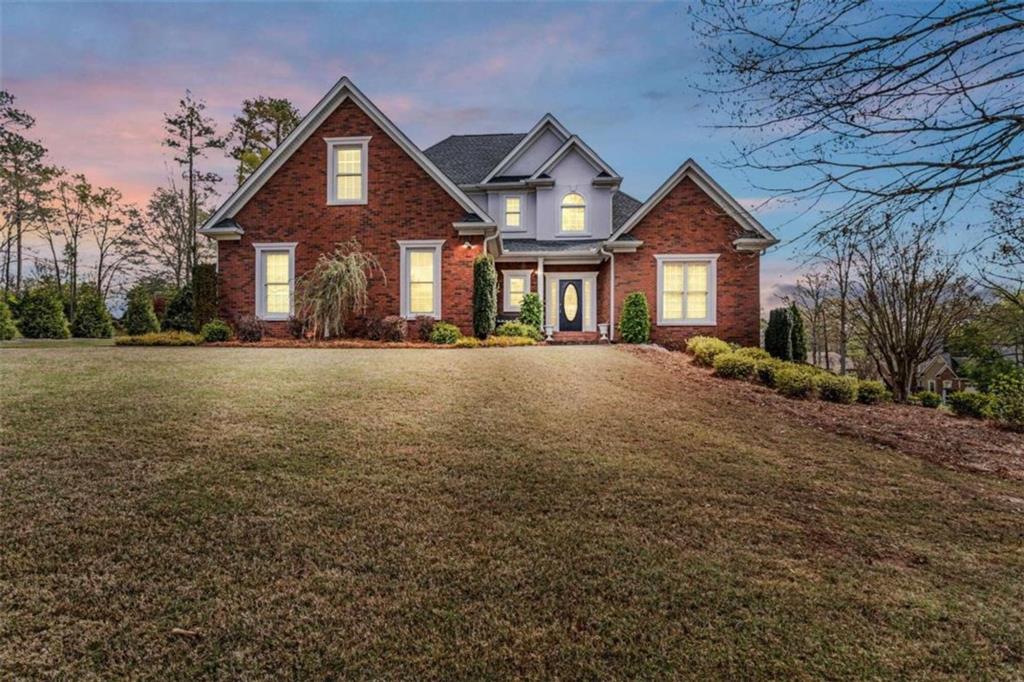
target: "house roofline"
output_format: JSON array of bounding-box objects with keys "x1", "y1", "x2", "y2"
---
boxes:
[
  {"x1": 478, "y1": 113, "x2": 571, "y2": 184},
  {"x1": 529, "y1": 134, "x2": 619, "y2": 181}
]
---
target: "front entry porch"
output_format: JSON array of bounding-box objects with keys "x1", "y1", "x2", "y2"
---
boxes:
[{"x1": 544, "y1": 271, "x2": 598, "y2": 334}]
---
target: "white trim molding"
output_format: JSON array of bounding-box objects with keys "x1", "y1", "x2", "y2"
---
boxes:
[
  {"x1": 543, "y1": 271, "x2": 598, "y2": 332},
  {"x1": 655, "y1": 254, "x2": 719, "y2": 327},
  {"x1": 558, "y1": 191, "x2": 589, "y2": 237},
  {"x1": 502, "y1": 269, "x2": 532, "y2": 312},
  {"x1": 325, "y1": 136, "x2": 371, "y2": 205},
  {"x1": 398, "y1": 239, "x2": 444, "y2": 320},
  {"x1": 529, "y1": 135, "x2": 619, "y2": 182},
  {"x1": 253, "y1": 242, "x2": 298, "y2": 321},
  {"x1": 480, "y1": 113, "x2": 571, "y2": 184},
  {"x1": 502, "y1": 194, "x2": 525, "y2": 232}
]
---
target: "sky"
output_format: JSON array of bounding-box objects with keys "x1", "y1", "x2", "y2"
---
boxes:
[{"x1": 0, "y1": 1, "x2": 980, "y2": 308}]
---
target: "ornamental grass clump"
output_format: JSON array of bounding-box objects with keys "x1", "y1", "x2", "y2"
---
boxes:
[
  {"x1": 814, "y1": 373, "x2": 859, "y2": 404},
  {"x1": 296, "y1": 239, "x2": 384, "y2": 339},
  {"x1": 713, "y1": 352, "x2": 757, "y2": 380},
  {"x1": 686, "y1": 335, "x2": 732, "y2": 366}
]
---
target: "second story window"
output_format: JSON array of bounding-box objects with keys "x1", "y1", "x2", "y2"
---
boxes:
[
  {"x1": 504, "y1": 196, "x2": 522, "y2": 230},
  {"x1": 560, "y1": 192, "x2": 586, "y2": 233},
  {"x1": 325, "y1": 136, "x2": 370, "y2": 205}
]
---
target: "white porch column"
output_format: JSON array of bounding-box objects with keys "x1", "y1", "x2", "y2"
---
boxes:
[{"x1": 537, "y1": 257, "x2": 545, "y2": 321}]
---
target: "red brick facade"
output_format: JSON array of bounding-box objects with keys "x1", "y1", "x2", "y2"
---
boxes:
[
  {"x1": 613, "y1": 177, "x2": 761, "y2": 348},
  {"x1": 217, "y1": 99, "x2": 481, "y2": 336}
]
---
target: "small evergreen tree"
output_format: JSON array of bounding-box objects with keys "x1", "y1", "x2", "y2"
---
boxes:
[
  {"x1": 473, "y1": 254, "x2": 497, "y2": 339},
  {"x1": 789, "y1": 303, "x2": 807, "y2": 363},
  {"x1": 163, "y1": 284, "x2": 195, "y2": 332},
  {"x1": 192, "y1": 263, "x2": 218, "y2": 329},
  {"x1": 518, "y1": 292, "x2": 542, "y2": 330},
  {"x1": 619, "y1": 292, "x2": 651, "y2": 343},
  {"x1": 0, "y1": 297, "x2": 17, "y2": 340},
  {"x1": 764, "y1": 307, "x2": 793, "y2": 360},
  {"x1": 124, "y1": 288, "x2": 160, "y2": 335},
  {"x1": 17, "y1": 285, "x2": 70, "y2": 339},
  {"x1": 71, "y1": 285, "x2": 114, "y2": 338}
]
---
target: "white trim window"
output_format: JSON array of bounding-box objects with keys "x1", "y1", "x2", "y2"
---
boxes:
[
  {"x1": 559, "y1": 192, "x2": 586, "y2": 234},
  {"x1": 325, "y1": 136, "x2": 370, "y2": 205},
  {"x1": 503, "y1": 270, "x2": 531, "y2": 312},
  {"x1": 398, "y1": 240, "x2": 443, "y2": 319},
  {"x1": 253, "y1": 242, "x2": 297, "y2": 320},
  {"x1": 655, "y1": 254, "x2": 718, "y2": 326},
  {"x1": 504, "y1": 196, "x2": 523, "y2": 231}
]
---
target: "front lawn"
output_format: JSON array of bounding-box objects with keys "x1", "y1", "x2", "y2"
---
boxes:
[{"x1": 1, "y1": 345, "x2": 1022, "y2": 678}]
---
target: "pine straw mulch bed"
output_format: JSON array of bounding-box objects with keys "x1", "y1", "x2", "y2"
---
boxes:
[
  {"x1": 624, "y1": 345, "x2": 1024, "y2": 482},
  {"x1": 206, "y1": 338, "x2": 437, "y2": 349}
]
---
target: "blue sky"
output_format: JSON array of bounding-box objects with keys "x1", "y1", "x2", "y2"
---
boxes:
[{"x1": 1, "y1": 1, "x2": 973, "y2": 305}]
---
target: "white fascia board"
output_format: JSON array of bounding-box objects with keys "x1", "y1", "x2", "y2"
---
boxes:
[
  {"x1": 528, "y1": 135, "x2": 619, "y2": 180},
  {"x1": 202, "y1": 76, "x2": 493, "y2": 231},
  {"x1": 479, "y1": 113, "x2": 571, "y2": 184},
  {"x1": 608, "y1": 159, "x2": 777, "y2": 244}
]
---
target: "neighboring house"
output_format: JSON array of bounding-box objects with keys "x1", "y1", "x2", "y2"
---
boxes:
[
  {"x1": 914, "y1": 353, "x2": 972, "y2": 401},
  {"x1": 199, "y1": 77, "x2": 778, "y2": 345}
]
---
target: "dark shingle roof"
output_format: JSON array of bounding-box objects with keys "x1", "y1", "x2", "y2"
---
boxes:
[
  {"x1": 424, "y1": 133, "x2": 526, "y2": 185},
  {"x1": 503, "y1": 239, "x2": 605, "y2": 254},
  {"x1": 611, "y1": 191, "x2": 643, "y2": 232}
]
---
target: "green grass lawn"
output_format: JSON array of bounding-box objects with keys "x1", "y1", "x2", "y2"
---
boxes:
[{"x1": 2, "y1": 345, "x2": 1022, "y2": 678}]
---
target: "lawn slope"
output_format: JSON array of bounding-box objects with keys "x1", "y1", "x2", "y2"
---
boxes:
[{"x1": 1, "y1": 346, "x2": 1022, "y2": 678}]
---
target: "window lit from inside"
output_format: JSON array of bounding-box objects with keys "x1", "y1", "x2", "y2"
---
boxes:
[
  {"x1": 505, "y1": 197, "x2": 521, "y2": 228},
  {"x1": 508, "y1": 275, "x2": 527, "y2": 309},
  {"x1": 408, "y1": 250, "x2": 435, "y2": 315},
  {"x1": 262, "y1": 251, "x2": 292, "y2": 317},
  {"x1": 335, "y1": 146, "x2": 362, "y2": 201},
  {"x1": 662, "y1": 261, "x2": 709, "y2": 321},
  {"x1": 560, "y1": 192, "x2": 585, "y2": 233}
]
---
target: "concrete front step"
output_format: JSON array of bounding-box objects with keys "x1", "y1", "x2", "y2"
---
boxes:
[{"x1": 548, "y1": 331, "x2": 604, "y2": 344}]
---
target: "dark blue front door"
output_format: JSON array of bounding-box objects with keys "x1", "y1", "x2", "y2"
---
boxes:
[{"x1": 559, "y1": 279, "x2": 582, "y2": 331}]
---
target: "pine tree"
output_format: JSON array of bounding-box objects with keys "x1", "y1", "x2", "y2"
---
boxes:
[
  {"x1": 123, "y1": 288, "x2": 160, "y2": 335},
  {"x1": 764, "y1": 307, "x2": 793, "y2": 360},
  {"x1": 71, "y1": 284, "x2": 113, "y2": 338}
]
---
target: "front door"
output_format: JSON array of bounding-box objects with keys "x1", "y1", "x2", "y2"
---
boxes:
[{"x1": 559, "y1": 279, "x2": 583, "y2": 331}]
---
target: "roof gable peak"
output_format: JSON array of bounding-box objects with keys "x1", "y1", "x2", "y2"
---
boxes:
[{"x1": 479, "y1": 113, "x2": 572, "y2": 184}]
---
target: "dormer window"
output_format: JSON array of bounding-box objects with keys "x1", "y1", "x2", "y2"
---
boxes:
[
  {"x1": 325, "y1": 136, "x2": 370, "y2": 205},
  {"x1": 504, "y1": 196, "x2": 522, "y2": 230},
  {"x1": 560, "y1": 192, "x2": 586, "y2": 233}
]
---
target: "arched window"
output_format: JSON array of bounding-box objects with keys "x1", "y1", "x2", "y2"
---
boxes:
[{"x1": 560, "y1": 192, "x2": 586, "y2": 233}]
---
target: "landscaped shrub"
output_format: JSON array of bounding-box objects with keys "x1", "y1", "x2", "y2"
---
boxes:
[
  {"x1": 234, "y1": 314, "x2": 265, "y2": 342},
  {"x1": 368, "y1": 315, "x2": 408, "y2": 342},
  {"x1": 17, "y1": 286, "x2": 70, "y2": 339},
  {"x1": 454, "y1": 336, "x2": 481, "y2": 348},
  {"x1": 415, "y1": 315, "x2": 436, "y2": 342},
  {"x1": 814, "y1": 373, "x2": 859, "y2": 404},
  {"x1": 734, "y1": 346, "x2": 771, "y2": 361},
  {"x1": 123, "y1": 288, "x2": 160, "y2": 335},
  {"x1": 619, "y1": 292, "x2": 651, "y2": 344},
  {"x1": 687, "y1": 335, "x2": 732, "y2": 366},
  {"x1": 71, "y1": 285, "x2": 114, "y2": 338},
  {"x1": 163, "y1": 285, "x2": 195, "y2": 332},
  {"x1": 430, "y1": 321, "x2": 460, "y2": 345},
  {"x1": 764, "y1": 307, "x2": 793, "y2": 360},
  {"x1": 518, "y1": 292, "x2": 542, "y2": 330},
  {"x1": 473, "y1": 254, "x2": 497, "y2": 339},
  {"x1": 200, "y1": 319, "x2": 232, "y2": 343},
  {"x1": 947, "y1": 391, "x2": 993, "y2": 419},
  {"x1": 789, "y1": 303, "x2": 808, "y2": 363},
  {"x1": 755, "y1": 358, "x2": 785, "y2": 387},
  {"x1": 0, "y1": 297, "x2": 17, "y2": 340},
  {"x1": 287, "y1": 315, "x2": 307, "y2": 339},
  {"x1": 775, "y1": 366, "x2": 816, "y2": 399},
  {"x1": 713, "y1": 352, "x2": 757, "y2": 380},
  {"x1": 912, "y1": 391, "x2": 942, "y2": 408},
  {"x1": 192, "y1": 263, "x2": 218, "y2": 329},
  {"x1": 115, "y1": 331, "x2": 202, "y2": 346},
  {"x1": 990, "y1": 371, "x2": 1024, "y2": 431},
  {"x1": 484, "y1": 335, "x2": 535, "y2": 347},
  {"x1": 295, "y1": 239, "x2": 384, "y2": 338},
  {"x1": 494, "y1": 320, "x2": 543, "y2": 341},
  {"x1": 856, "y1": 380, "x2": 890, "y2": 405}
]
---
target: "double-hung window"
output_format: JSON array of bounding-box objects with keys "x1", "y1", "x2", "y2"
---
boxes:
[
  {"x1": 656, "y1": 254, "x2": 718, "y2": 326},
  {"x1": 504, "y1": 196, "x2": 522, "y2": 230},
  {"x1": 503, "y1": 270, "x2": 531, "y2": 312},
  {"x1": 325, "y1": 136, "x2": 370, "y2": 205},
  {"x1": 254, "y1": 243, "x2": 297, "y2": 320},
  {"x1": 398, "y1": 240, "x2": 443, "y2": 319}
]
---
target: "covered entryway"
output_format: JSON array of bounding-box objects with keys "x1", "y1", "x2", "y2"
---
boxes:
[
  {"x1": 544, "y1": 271, "x2": 598, "y2": 333},
  {"x1": 558, "y1": 279, "x2": 583, "y2": 331}
]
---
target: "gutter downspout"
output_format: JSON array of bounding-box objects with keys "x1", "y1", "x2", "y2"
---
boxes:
[
  {"x1": 482, "y1": 227, "x2": 499, "y2": 256},
  {"x1": 600, "y1": 247, "x2": 615, "y2": 341}
]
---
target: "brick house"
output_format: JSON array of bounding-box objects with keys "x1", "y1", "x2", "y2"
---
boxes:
[
  {"x1": 200, "y1": 77, "x2": 777, "y2": 344},
  {"x1": 914, "y1": 353, "x2": 972, "y2": 402}
]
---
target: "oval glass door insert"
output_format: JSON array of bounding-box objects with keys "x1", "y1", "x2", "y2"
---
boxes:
[{"x1": 563, "y1": 283, "x2": 579, "y2": 321}]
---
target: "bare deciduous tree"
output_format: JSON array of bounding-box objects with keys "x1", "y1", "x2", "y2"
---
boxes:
[
  {"x1": 790, "y1": 269, "x2": 831, "y2": 369},
  {"x1": 130, "y1": 180, "x2": 212, "y2": 287}
]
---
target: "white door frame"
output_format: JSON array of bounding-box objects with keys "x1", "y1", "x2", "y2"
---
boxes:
[{"x1": 544, "y1": 271, "x2": 598, "y2": 332}]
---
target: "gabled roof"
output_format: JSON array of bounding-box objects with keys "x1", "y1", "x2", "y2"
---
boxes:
[
  {"x1": 424, "y1": 133, "x2": 526, "y2": 185},
  {"x1": 608, "y1": 159, "x2": 777, "y2": 248},
  {"x1": 528, "y1": 135, "x2": 620, "y2": 181},
  {"x1": 612, "y1": 191, "x2": 643, "y2": 231},
  {"x1": 479, "y1": 114, "x2": 571, "y2": 184},
  {"x1": 200, "y1": 77, "x2": 494, "y2": 234}
]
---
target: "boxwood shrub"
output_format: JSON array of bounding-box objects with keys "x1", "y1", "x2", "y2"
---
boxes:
[
  {"x1": 947, "y1": 391, "x2": 993, "y2": 419},
  {"x1": 912, "y1": 391, "x2": 942, "y2": 408},
  {"x1": 713, "y1": 352, "x2": 757, "y2": 380},
  {"x1": 494, "y1": 320, "x2": 543, "y2": 341},
  {"x1": 734, "y1": 346, "x2": 771, "y2": 361},
  {"x1": 430, "y1": 321, "x2": 461, "y2": 345},
  {"x1": 687, "y1": 335, "x2": 732, "y2": 366},
  {"x1": 775, "y1": 366, "x2": 816, "y2": 399},
  {"x1": 990, "y1": 371, "x2": 1024, "y2": 431},
  {"x1": 755, "y1": 358, "x2": 785, "y2": 387},
  {"x1": 814, "y1": 373, "x2": 859, "y2": 404},
  {"x1": 200, "y1": 320, "x2": 232, "y2": 343},
  {"x1": 856, "y1": 380, "x2": 889, "y2": 405}
]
